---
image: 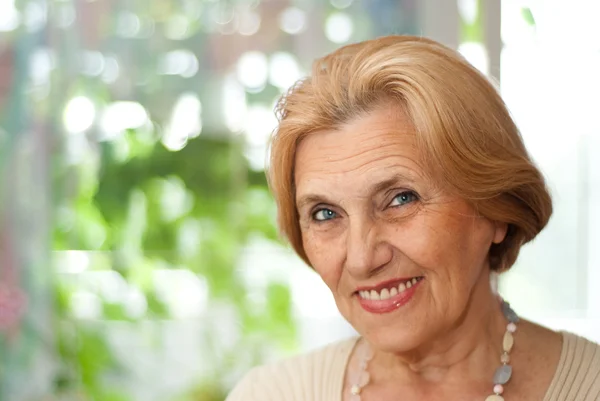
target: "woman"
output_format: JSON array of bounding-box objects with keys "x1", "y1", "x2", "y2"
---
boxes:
[{"x1": 227, "y1": 36, "x2": 600, "y2": 401}]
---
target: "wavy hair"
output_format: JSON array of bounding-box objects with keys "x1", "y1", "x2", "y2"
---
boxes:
[{"x1": 268, "y1": 35, "x2": 552, "y2": 271}]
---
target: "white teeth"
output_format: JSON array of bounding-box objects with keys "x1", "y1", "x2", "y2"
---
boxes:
[{"x1": 359, "y1": 278, "x2": 422, "y2": 301}]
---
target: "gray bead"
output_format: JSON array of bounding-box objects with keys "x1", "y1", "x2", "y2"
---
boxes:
[
  {"x1": 502, "y1": 302, "x2": 520, "y2": 323},
  {"x1": 494, "y1": 364, "x2": 513, "y2": 385}
]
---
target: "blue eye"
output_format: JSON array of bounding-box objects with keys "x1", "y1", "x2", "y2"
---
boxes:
[
  {"x1": 389, "y1": 191, "x2": 418, "y2": 207},
  {"x1": 313, "y1": 208, "x2": 337, "y2": 221}
]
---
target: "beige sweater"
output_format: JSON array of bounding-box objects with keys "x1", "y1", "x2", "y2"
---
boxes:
[{"x1": 226, "y1": 332, "x2": 600, "y2": 401}]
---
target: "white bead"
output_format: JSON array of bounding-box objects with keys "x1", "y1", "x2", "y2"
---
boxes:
[{"x1": 503, "y1": 331, "x2": 514, "y2": 353}]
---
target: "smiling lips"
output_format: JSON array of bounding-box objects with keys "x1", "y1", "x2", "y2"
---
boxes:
[{"x1": 355, "y1": 276, "x2": 424, "y2": 314}]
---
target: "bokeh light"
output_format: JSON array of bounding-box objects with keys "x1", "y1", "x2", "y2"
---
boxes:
[
  {"x1": 154, "y1": 269, "x2": 208, "y2": 319},
  {"x1": 238, "y1": 10, "x2": 261, "y2": 36},
  {"x1": 162, "y1": 93, "x2": 202, "y2": 151},
  {"x1": 116, "y1": 11, "x2": 141, "y2": 38},
  {"x1": 458, "y1": 0, "x2": 478, "y2": 25},
  {"x1": 244, "y1": 104, "x2": 278, "y2": 171},
  {"x1": 244, "y1": 105, "x2": 276, "y2": 147},
  {"x1": 30, "y1": 48, "x2": 54, "y2": 87},
  {"x1": 55, "y1": 2, "x2": 75, "y2": 28},
  {"x1": 70, "y1": 290, "x2": 102, "y2": 320},
  {"x1": 63, "y1": 96, "x2": 96, "y2": 134},
  {"x1": 100, "y1": 101, "x2": 149, "y2": 139},
  {"x1": 57, "y1": 250, "x2": 91, "y2": 274},
  {"x1": 102, "y1": 55, "x2": 120, "y2": 83},
  {"x1": 177, "y1": 219, "x2": 203, "y2": 260},
  {"x1": 269, "y1": 52, "x2": 302, "y2": 90},
  {"x1": 331, "y1": 0, "x2": 353, "y2": 9},
  {"x1": 325, "y1": 12, "x2": 353, "y2": 43},
  {"x1": 81, "y1": 51, "x2": 105, "y2": 77},
  {"x1": 0, "y1": 0, "x2": 20, "y2": 31},
  {"x1": 158, "y1": 176, "x2": 194, "y2": 222},
  {"x1": 164, "y1": 14, "x2": 190, "y2": 40},
  {"x1": 279, "y1": 7, "x2": 307, "y2": 35},
  {"x1": 123, "y1": 285, "x2": 148, "y2": 319},
  {"x1": 222, "y1": 75, "x2": 248, "y2": 132},
  {"x1": 23, "y1": 1, "x2": 47, "y2": 33},
  {"x1": 158, "y1": 50, "x2": 199, "y2": 78},
  {"x1": 236, "y1": 51, "x2": 268, "y2": 90}
]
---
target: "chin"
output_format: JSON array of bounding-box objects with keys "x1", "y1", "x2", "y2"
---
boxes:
[
  {"x1": 341, "y1": 282, "x2": 438, "y2": 353},
  {"x1": 362, "y1": 322, "x2": 431, "y2": 354}
]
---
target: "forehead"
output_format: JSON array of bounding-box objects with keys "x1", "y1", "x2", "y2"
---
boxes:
[{"x1": 294, "y1": 106, "x2": 425, "y2": 193}]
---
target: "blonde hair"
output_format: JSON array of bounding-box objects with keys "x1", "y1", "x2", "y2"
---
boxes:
[{"x1": 268, "y1": 35, "x2": 552, "y2": 271}]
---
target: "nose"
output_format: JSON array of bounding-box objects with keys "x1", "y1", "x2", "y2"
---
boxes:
[{"x1": 344, "y1": 217, "x2": 393, "y2": 278}]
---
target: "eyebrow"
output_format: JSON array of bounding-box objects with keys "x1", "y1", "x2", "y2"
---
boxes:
[
  {"x1": 296, "y1": 194, "x2": 330, "y2": 211},
  {"x1": 370, "y1": 173, "x2": 416, "y2": 195},
  {"x1": 295, "y1": 172, "x2": 416, "y2": 211}
]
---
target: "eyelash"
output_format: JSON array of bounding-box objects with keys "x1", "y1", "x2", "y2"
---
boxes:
[{"x1": 310, "y1": 190, "x2": 419, "y2": 222}]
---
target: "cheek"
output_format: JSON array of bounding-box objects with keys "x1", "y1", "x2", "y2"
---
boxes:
[
  {"x1": 391, "y1": 210, "x2": 492, "y2": 279},
  {"x1": 389, "y1": 213, "x2": 451, "y2": 263},
  {"x1": 302, "y1": 231, "x2": 345, "y2": 291}
]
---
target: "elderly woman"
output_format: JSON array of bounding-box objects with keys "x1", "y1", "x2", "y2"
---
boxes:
[{"x1": 227, "y1": 36, "x2": 600, "y2": 401}]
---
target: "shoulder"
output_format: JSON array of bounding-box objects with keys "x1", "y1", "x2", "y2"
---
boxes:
[
  {"x1": 226, "y1": 337, "x2": 358, "y2": 401},
  {"x1": 544, "y1": 332, "x2": 600, "y2": 401}
]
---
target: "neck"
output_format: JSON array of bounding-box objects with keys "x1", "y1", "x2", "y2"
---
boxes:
[{"x1": 370, "y1": 269, "x2": 506, "y2": 386}]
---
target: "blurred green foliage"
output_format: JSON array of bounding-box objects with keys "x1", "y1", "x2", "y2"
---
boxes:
[
  {"x1": 521, "y1": 7, "x2": 536, "y2": 27},
  {"x1": 1, "y1": 1, "x2": 297, "y2": 400},
  {"x1": 52, "y1": 131, "x2": 293, "y2": 400}
]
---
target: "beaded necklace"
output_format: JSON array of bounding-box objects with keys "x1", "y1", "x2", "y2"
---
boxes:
[{"x1": 349, "y1": 299, "x2": 519, "y2": 401}]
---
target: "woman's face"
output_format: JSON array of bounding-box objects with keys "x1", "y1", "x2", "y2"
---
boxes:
[{"x1": 294, "y1": 104, "x2": 506, "y2": 352}]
